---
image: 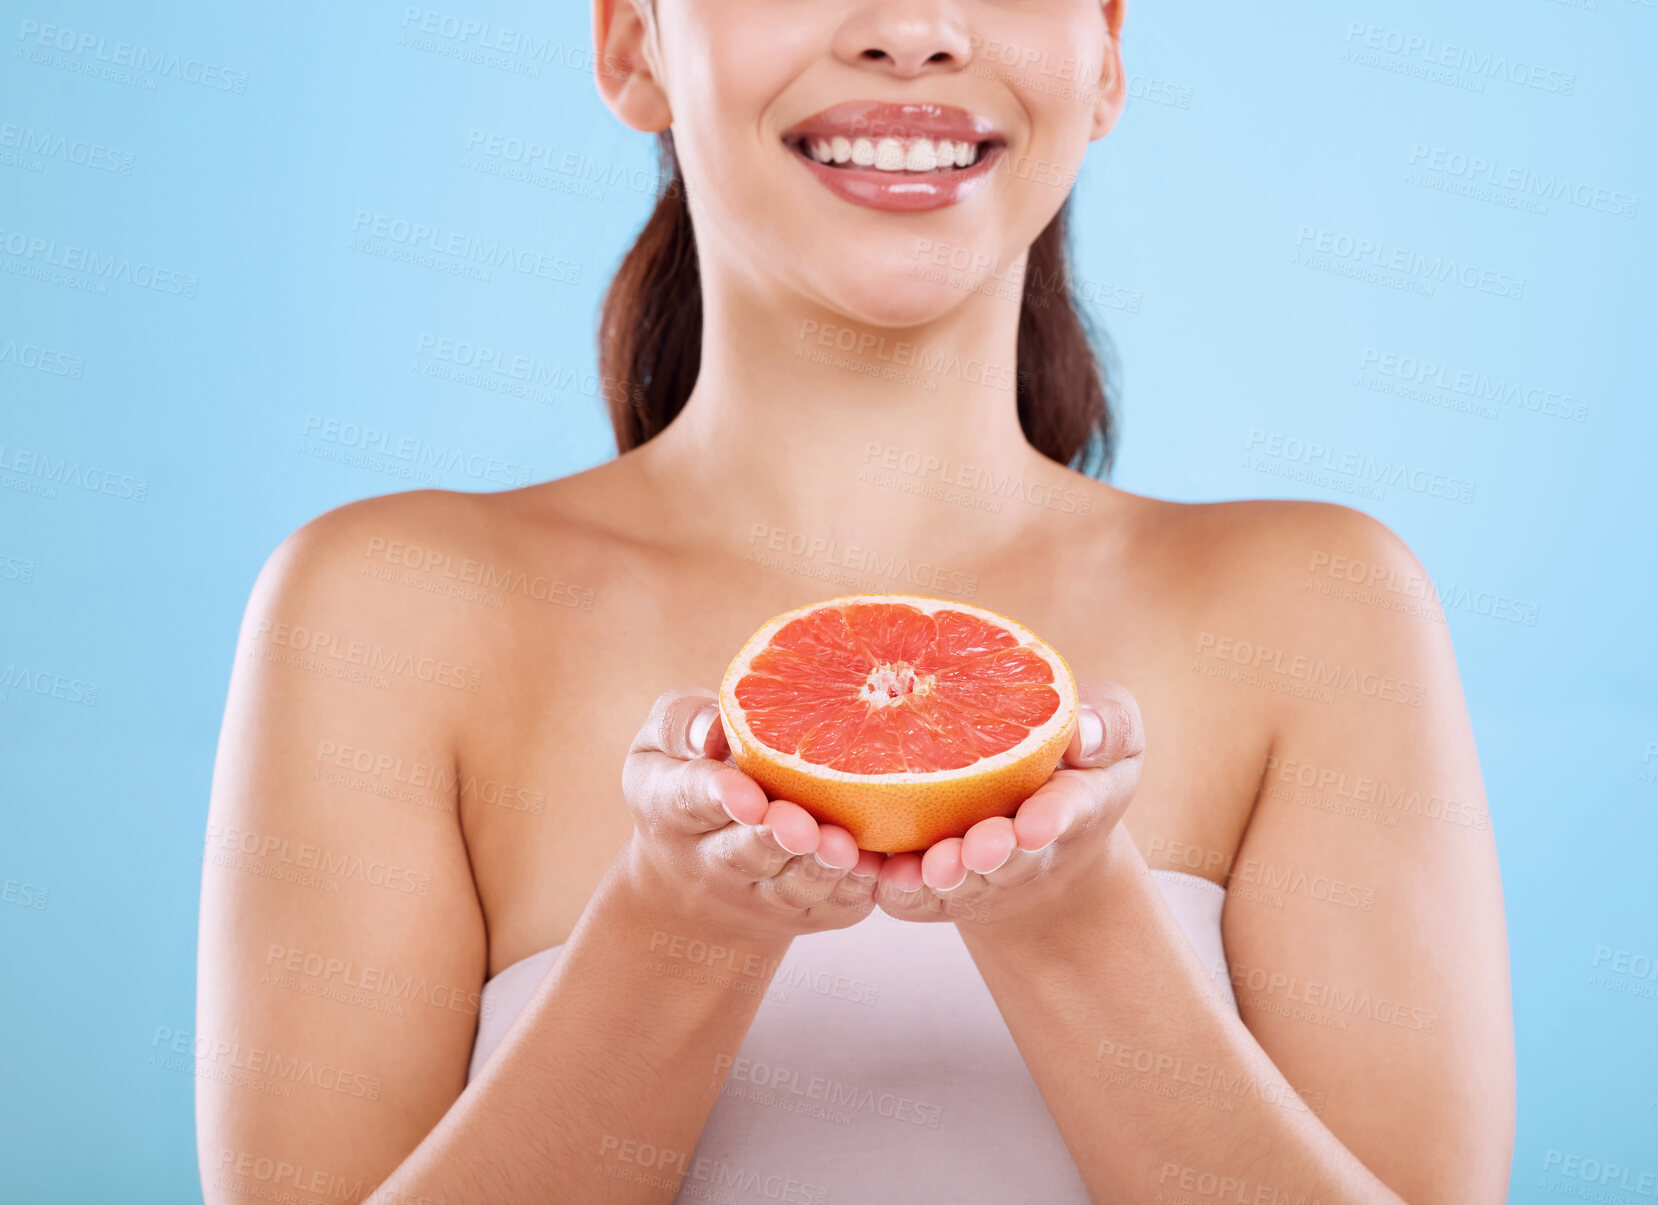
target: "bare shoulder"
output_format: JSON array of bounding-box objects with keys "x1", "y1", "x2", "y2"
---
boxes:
[
  {"x1": 1184, "y1": 496, "x2": 1452, "y2": 670},
  {"x1": 1065, "y1": 486, "x2": 1471, "y2": 769},
  {"x1": 250, "y1": 468, "x2": 628, "y2": 631},
  {"x1": 1110, "y1": 490, "x2": 1448, "y2": 659},
  {"x1": 1120, "y1": 491, "x2": 1424, "y2": 596},
  {"x1": 259, "y1": 467, "x2": 625, "y2": 585}
]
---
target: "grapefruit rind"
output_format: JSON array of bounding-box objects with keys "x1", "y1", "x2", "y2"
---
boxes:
[{"x1": 718, "y1": 594, "x2": 1078, "y2": 853}]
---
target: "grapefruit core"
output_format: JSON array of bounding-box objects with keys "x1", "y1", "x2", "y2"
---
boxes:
[{"x1": 718, "y1": 595, "x2": 1078, "y2": 853}]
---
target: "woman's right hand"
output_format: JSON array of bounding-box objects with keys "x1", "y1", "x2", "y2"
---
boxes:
[{"x1": 619, "y1": 688, "x2": 884, "y2": 942}]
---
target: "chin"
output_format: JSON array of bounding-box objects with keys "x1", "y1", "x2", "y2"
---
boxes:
[
  {"x1": 837, "y1": 286, "x2": 974, "y2": 331},
  {"x1": 799, "y1": 241, "x2": 1012, "y2": 331}
]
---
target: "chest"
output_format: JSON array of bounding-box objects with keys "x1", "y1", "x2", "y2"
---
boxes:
[{"x1": 455, "y1": 576, "x2": 1269, "y2": 974}]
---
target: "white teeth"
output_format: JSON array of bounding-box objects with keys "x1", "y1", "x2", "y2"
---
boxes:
[
  {"x1": 805, "y1": 134, "x2": 986, "y2": 171},
  {"x1": 905, "y1": 138, "x2": 937, "y2": 172}
]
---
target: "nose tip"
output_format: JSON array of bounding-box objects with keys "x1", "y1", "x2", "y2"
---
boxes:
[
  {"x1": 834, "y1": 9, "x2": 974, "y2": 78},
  {"x1": 857, "y1": 44, "x2": 960, "y2": 75}
]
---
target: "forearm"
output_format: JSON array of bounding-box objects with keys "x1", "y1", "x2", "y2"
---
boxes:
[
  {"x1": 958, "y1": 827, "x2": 1405, "y2": 1205},
  {"x1": 372, "y1": 851, "x2": 790, "y2": 1204}
]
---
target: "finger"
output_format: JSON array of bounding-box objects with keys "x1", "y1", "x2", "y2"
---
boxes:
[
  {"x1": 705, "y1": 799, "x2": 818, "y2": 879},
  {"x1": 761, "y1": 826, "x2": 870, "y2": 910},
  {"x1": 624, "y1": 690, "x2": 768, "y2": 834},
  {"x1": 960, "y1": 817, "x2": 1018, "y2": 875},
  {"x1": 692, "y1": 705, "x2": 730, "y2": 762},
  {"x1": 877, "y1": 851, "x2": 977, "y2": 918},
  {"x1": 630, "y1": 688, "x2": 725, "y2": 760},
  {"x1": 759, "y1": 800, "x2": 820, "y2": 860},
  {"x1": 920, "y1": 839, "x2": 968, "y2": 892},
  {"x1": 812, "y1": 824, "x2": 860, "y2": 872},
  {"x1": 851, "y1": 849, "x2": 885, "y2": 878},
  {"x1": 766, "y1": 853, "x2": 858, "y2": 910},
  {"x1": 880, "y1": 850, "x2": 993, "y2": 922},
  {"x1": 1062, "y1": 682, "x2": 1145, "y2": 770},
  {"x1": 708, "y1": 765, "x2": 770, "y2": 826},
  {"x1": 824, "y1": 849, "x2": 884, "y2": 910},
  {"x1": 626, "y1": 751, "x2": 768, "y2": 836},
  {"x1": 877, "y1": 851, "x2": 925, "y2": 894},
  {"x1": 1012, "y1": 770, "x2": 1091, "y2": 852}
]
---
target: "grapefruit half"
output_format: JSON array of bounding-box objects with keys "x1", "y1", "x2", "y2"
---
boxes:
[{"x1": 718, "y1": 595, "x2": 1078, "y2": 853}]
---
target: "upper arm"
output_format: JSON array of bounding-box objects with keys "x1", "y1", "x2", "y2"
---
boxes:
[
  {"x1": 196, "y1": 494, "x2": 488, "y2": 1198},
  {"x1": 1217, "y1": 505, "x2": 1513, "y2": 1204}
]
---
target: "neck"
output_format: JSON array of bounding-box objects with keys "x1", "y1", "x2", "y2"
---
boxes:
[{"x1": 638, "y1": 262, "x2": 1077, "y2": 561}]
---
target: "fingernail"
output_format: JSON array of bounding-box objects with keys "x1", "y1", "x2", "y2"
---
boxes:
[
  {"x1": 972, "y1": 849, "x2": 1014, "y2": 877},
  {"x1": 1079, "y1": 708, "x2": 1104, "y2": 759},
  {"x1": 708, "y1": 778, "x2": 741, "y2": 825},
  {"x1": 775, "y1": 832, "x2": 811, "y2": 858},
  {"x1": 689, "y1": 705, "x2": 719, "y2": 757},
  {"x1": 813, "y1": 850, "x2": 853, "y2": 872}
]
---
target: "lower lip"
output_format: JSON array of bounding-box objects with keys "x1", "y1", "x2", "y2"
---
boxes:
[{"x1": 789, "y1": 143, "x2": 1004, "y2": 213}]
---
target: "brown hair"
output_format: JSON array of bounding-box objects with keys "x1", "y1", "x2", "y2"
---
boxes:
[{"x1": 598, "y1": 131, "x2": 1116, "y2": 476}]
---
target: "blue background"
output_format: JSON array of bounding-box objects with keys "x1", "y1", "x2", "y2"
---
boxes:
[{"x1": 2, "y1": 0, "x2": 1654, "y2": 1200}]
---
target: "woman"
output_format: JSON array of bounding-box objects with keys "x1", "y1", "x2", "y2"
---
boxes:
[{"x1": 197, "y1": 1, "x2": 1515, "y2": 1200}]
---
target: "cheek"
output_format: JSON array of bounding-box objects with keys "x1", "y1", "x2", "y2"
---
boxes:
[
  {"x1": 659, "y1": 10, "x2": 802, "y2": 202},
  {"x1": 977, "y1": 7, "x2": 1111, "y2": 150},
  {"x1": 1011, "y1": 98, "x2": 1095, "y2": 205}
]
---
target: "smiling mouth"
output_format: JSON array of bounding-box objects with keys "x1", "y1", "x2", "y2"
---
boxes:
[
  {"x1": 784, "y1": 134, "x2": 1001, "y2": 174},
  {"x1": 781, "y1": 101, "x2": 1006, "y2": 211}
]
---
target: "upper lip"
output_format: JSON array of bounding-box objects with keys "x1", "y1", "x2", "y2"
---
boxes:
[{"x1": 782, "y1": 101, "x2": 1003, "y2": 147}]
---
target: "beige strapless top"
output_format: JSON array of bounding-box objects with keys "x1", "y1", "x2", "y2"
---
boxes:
[{"x1": 469, "y1": 869, "x2": 1235, "y2": 1203}]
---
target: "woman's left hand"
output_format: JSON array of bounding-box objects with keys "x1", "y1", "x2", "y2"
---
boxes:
[{"x1": 873, "y1": 682, "x2": 1145, "y2": 930}]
